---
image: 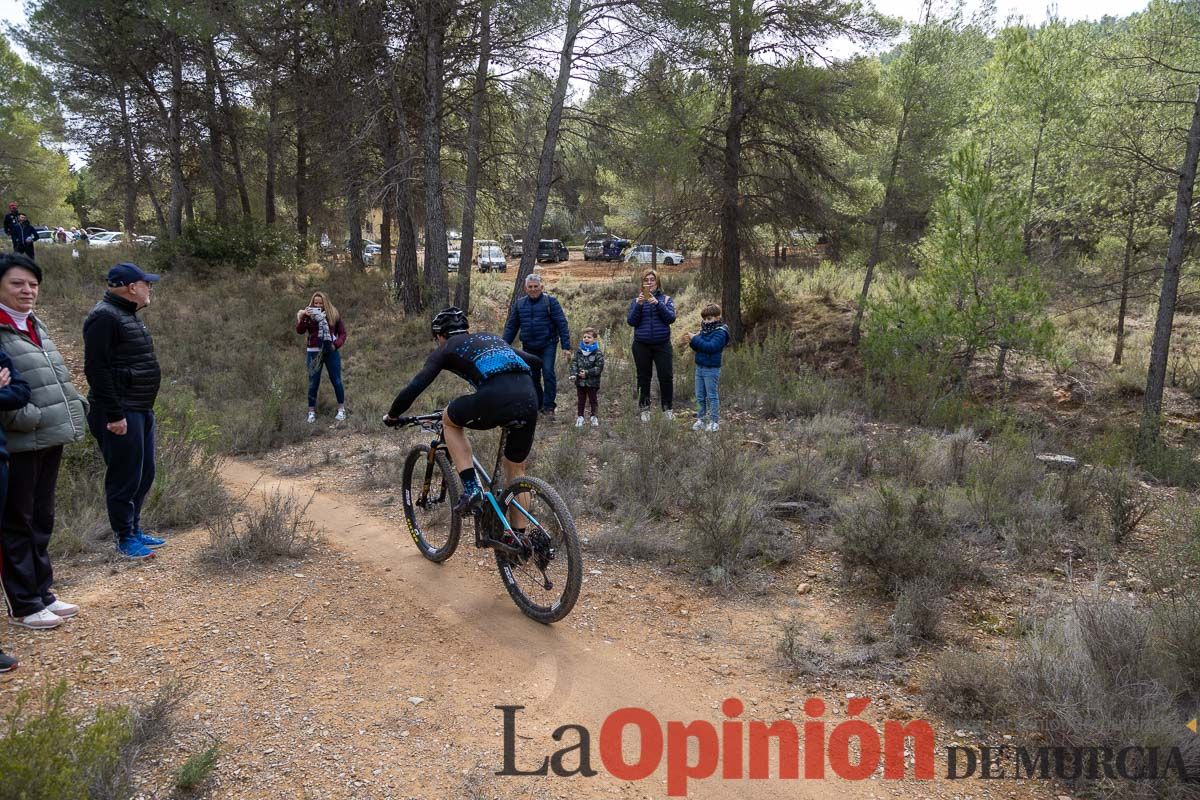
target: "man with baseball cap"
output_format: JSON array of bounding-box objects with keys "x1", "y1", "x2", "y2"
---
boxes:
[
  {"x1": 82, "y1": 262, "x2": 164, "y2": 559},
  {"x1": 3, "y1": 204, "x2": 19, "y2": 253}
]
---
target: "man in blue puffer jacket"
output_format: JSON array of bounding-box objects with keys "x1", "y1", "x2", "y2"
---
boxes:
[
  {"x1": 502, "y1": 273, "x2": 571, "y2": 415},
  {"x1": 688, "y1": 303, "x2": 730, "y2": 432}
]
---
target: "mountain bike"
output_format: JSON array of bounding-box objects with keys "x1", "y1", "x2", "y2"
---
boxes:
[{"x1": 393, "y1": 411, "x2": 582, "y2": 623}]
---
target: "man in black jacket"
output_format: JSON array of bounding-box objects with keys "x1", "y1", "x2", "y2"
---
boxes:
[
  {"x1": 82, "y1": 262, "x2": 164, "y2": 560},
  {"x1": 3, "y1": 204, "x2": 19, "y2": 252}
]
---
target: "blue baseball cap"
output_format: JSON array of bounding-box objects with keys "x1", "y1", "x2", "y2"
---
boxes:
[{"x1": 106, "y1": 262, "x2": 160, "y2": 287}]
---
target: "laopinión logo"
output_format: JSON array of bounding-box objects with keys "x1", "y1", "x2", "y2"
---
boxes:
[{"x1": 494, "y1": 701, "x2": 1199, "y2": 797}]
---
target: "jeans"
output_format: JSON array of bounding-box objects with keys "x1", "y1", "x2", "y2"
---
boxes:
[
  {"x1": 527, "y1": 342, "x2": 559, "y2": 411},
  {"x1": 0, "y1": 446, "x2": 63, "y2": 616},
  {"x1": 307, "y1": 347, "x2": 346, "y2": 408},
  {"x1": 631, "y1": 340, "x2": 673, "y2": 410},
  {"x1": 88, "y1": 409, "x2": 156, "y2": 542},
  {"x1": 695, "y1": 366, "x2": 721, "y2": 422}
]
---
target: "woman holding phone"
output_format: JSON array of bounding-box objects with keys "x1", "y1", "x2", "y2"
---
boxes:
[
  {"x1": 626, "y1": 268, "x2": 676, "y2": 422},
  {"x1": 295, "y1": 290, "x2": 348, "y2": 423}
]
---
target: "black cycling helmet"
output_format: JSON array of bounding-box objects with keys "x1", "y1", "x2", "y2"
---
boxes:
[{"x1": 430, "y1": 306, "x2": 469, "y2": 338}]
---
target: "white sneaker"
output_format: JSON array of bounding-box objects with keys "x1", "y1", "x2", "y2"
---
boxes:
[
  {"x1": 574, "y1": 416, "x2": 585, "y2": 428},
  {"x1": 46, "y1": 599, "x2": 79, "y2": 618},
  {"x1": 707, "y1": 421, "x2": 720, "y2": 432},
  {"x1": 640, "y1": 411, "x2": 650, "y2": 423},
  {"x1": 306, "y1": 411, "x2": 316, "y2": 424},
  {"x1": 590, "y1": 416, "x2": 599, "y2": 427},
  {"x1": 9, "y1": 609, "x2": 63, "y2": 630},
  {"x1": 335, "y1": 408, "x2": 346, "y2": 421},
  {"x1": 692, "y1": 419, "x2": 705, "y2": 431},
  {"x1": 664, "y1": 409, "x2": 675, "y2": 420}
]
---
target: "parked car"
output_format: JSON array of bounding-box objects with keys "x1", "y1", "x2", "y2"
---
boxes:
[
  {"x1": 627, "y1": 244, "x2": 684, "y2": 266},
  {"x1": 89, "y1": 231, "x2": 126, "y2": 247},
  {"x1": 85, "y1": 227, "x2": 111, "y2": 236},
  {"x1": 585, "y1": 237, "x2": 630, "y2": 262},
  {"x1": 448, "y1": 250, "x2": 460, "y2": 272},
  {"x1": 34, "y1": 227, "x2": 52, "y2": 244},
  {"x1": 134, "y1": 235, "x2": 158, "y2": 247},
  {"x1": 536, "y1": 239, "x2": 569, "y2": 263},
  {"x1": 477, "y1": 245, "x2": 506, "y2": 273},
  {"x1": 501, "y1": 234, "x2": 523, "y2": 258},
  {"x1": 363, "y1": 242, "x2": 382, "y2": 266}
]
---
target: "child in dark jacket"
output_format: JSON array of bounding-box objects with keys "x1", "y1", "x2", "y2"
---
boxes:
[
  {"x1": 0, "y1": 348, "x2": 32, "y2": 672},
  {"x1": 688, "y1": 304, "x2": 730, "y2": 432},
  {"x1": 569, "y1": 327, "x2": 605, "y2": 427}
]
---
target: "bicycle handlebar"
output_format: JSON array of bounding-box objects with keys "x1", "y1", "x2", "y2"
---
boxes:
[{"x1": 383, "y1": 410, "x2": 444, "y2": 428}]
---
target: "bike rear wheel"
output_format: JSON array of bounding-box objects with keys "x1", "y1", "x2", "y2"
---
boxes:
[
  {"x1": 401, "y1": 445, "x2": 461, "y2": 562},
  {"x1": 494, "y1": 476, "x2": 582, "y2": 623}
]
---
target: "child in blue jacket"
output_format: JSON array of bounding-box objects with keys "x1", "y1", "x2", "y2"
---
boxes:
[{"x1": 688, "y1": 303, "x2": 730, "y2": 432}]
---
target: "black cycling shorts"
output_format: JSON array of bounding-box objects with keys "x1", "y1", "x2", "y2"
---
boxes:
[{"x1": 446, "y1": 372, "x2": 539, "y2": 463}]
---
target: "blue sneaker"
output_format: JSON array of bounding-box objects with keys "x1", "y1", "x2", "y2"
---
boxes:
[
  {"x1": 136, "y1": 529, "x2": 166, "y2": 549},
  {"x1": 453, "y1": 481, "x2": 483, "y2": 515},
  {"x1": 117, "y1": 537, "x2": 155, "y2": 560}
]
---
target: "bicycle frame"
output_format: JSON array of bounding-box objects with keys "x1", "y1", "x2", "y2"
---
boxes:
[{"x1": 423, "y1": 421, "x2": 543, "y2": 534}]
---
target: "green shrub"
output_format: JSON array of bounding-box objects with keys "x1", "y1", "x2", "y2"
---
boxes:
[
  {"x1": 0, "y1": 679, "x2": 184, "y2": 800},
  {"x1": 925, "y1": 650, "x2": 1010, "y2": 721},
  {"x1": 679, "y1": 438, "x2": 792, "y2": 581},
  {"x1": 148, "y1": 220, "x2": 297, "y2": 273},
  {"x1": 1095, "y1": 465, "x2": 1153, "y2": 544},
  {"x1": 892, "y1": 575, "x2": 946, "y2": 642},
  {"x1": 833, "y1": 485, "x2": 969, "y2": 594},
  {"x1": 862, "y1": 145, "x2": 1054, "y2": 423},
  {"x1": 204, "y1": 489, "x2": 319, "y2": 567},
  {"x1": 1012, "y1": 593, "x2": 1200, "y2": 798},
  {"x1": 174, "y1": 743, "x2": 220, "y2": 793}
]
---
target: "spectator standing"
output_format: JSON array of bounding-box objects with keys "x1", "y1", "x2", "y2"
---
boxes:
[
  {"x1": 14, "y1": 215, "x2": 36, "y2": 260},
  {"x1": 82, "y1": 262, "x2": 164, "y2": 560},
  {"x1": 688, "y1": 304, "x2": 731, "y2": 432},
  {"x1": 502, "y1": 274, "x2": 571, "y2": 416},
  {"x1": 3, "y1": 204, "x2": 19, "y2": 252},
  {"x1": 0, "y1": 254, "x2": 88, "y2": 629},
  {"x1": 626, "y1": 269, "x2": 677, "y2": 421},
  {"x1": 0, "y1": 348, "x2": 30, "y2": 669},
  {"x1": 569, "y1": 327, "x2": 604, "y2": 428},
  {"x1": 294, "y1": 290, "x2": 347, "y2": 423}
]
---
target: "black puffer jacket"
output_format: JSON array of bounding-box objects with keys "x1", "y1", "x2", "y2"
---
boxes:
[{"x1": 82, "y1": 292, "x2": 161, "y2": 421}]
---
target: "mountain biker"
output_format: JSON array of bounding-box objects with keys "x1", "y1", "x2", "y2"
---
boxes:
[{"x1": 383, "y1": 307, "x2": 541, "y2": 515}]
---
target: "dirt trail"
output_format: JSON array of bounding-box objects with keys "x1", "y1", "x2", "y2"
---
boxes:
[{"x1": 222, "y1": 460, "x2": 947, "y2": 800}]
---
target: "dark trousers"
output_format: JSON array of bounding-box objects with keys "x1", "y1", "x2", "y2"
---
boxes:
[
  {"x1": 307, "y1": 348, "x2": 345, "y2": 408},
  {"x1": 88, "y1": 409, "x2": 156, "y2": 541},
  {"x1": 632, "y1": 340, "x2": 674, "y2": 410},
  {"x1": 576, "y1": 386, "x2": 599, "y2": 416},
  {"x1": 526, "y1": 342, "x2": 559, "y2": 411},
  {"x1": 0, "y1": 447, "x2": 62, "y2": 617}
]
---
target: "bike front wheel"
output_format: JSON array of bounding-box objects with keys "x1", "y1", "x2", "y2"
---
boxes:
[
  {"x1": 495, "y1": 476, "x2": 582, "y2": 623},
  {"x1": 401, "y1": 445, "x2": 462, "y2": 562}
]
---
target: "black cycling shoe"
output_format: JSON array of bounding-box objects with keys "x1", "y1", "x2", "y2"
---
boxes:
[
  {"x1": 0, "y1": 649, "x2": 17, "y2": 674},
  {"x1": 452, "y1": 485, "x2": 483, "y2": 515}
]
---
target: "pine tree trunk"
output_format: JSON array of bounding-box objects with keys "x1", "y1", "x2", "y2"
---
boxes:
[
  {"x1": 421, "y1": 0, "x2": 452, "y2": 306},
  {"x1": 117, "y1": 85, "x2": 138, "y2": 234},
  {"x1": 265, "y1": 88, "x2": 278, "y2": 225},
  {"x1": 511, "y1": 0, "x2": 582, "y2": 301},
  {"x1": 211, "y1": 40, "x2": 253, "y2": 219},
  {"x1": 167, "y1": 40, "x2": 186, "y2": 238},
  {"x1": 390, "y1": 87, "x2": 424, "y2": 312},
  {"x1": 1114, "y1": 197, "x2": 1137, "y2": 366},
  {"x1": 1138, "y1": 82, "x2": 1200, "y2": 453},
  {"x1": 852, "y1": 104, "x2": 910, "y2": 346},
  {"x1": 719, "y1": 0, "x2": 749, "y2": 343},
  {"x1": 455, "y1": 0, "x2": 492, "y2": 313},
  {"x1": 203, "y1": 47, "x2": 231, "y2": 225}
]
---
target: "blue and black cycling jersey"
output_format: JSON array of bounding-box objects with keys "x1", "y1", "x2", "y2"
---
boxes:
[{"x1": 387, "y1": 332, "x2": 541, "y2": 418}]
